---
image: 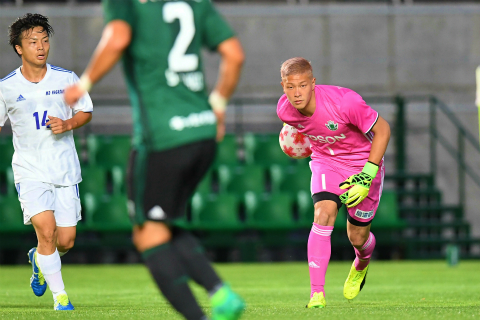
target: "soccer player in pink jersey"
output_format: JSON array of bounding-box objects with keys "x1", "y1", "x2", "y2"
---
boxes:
[{"x1": 277, "y1": 57, "x2": 391, "y2": 308}]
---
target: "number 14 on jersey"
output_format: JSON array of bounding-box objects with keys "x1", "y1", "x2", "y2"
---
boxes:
[{"x1": 33, "y1": 110, "x2": 49, "y2": 130}]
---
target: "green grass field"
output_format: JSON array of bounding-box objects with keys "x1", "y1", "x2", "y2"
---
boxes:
[{"x1": 1, "y1": 261, "x2": 480, "y2": 319}]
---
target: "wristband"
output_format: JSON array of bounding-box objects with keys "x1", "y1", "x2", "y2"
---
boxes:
[
  {"x1": 362, "y1": 161, "x2": 379, "y2": 178},
  {"x1": 209, "y1": 90, "x2": 228, "y2": 112},
  {"x1": 78, "y1": 74, "x2": 92, "y2": 93}
]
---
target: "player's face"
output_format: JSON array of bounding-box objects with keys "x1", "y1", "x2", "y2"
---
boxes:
[
  {"x1": 16, "y1": 26, "x2": 50, "y2": 67},
  {"x1": 281, "y1": 73, "x2": 316, "y2": 112}
]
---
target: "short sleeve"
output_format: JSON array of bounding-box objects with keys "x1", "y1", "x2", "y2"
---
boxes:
[
  {"x1": 70, "y1": 73, "x2": 93, "y2": 114},
  {"x1": 102, "y1": 0, "x2": 134, "y2": 26},
  {"x1": 202, "y1": 1, "x2": 235, "y2": 51},
  {"x1": 276, "y1": 94, "x2": 289, "y2": 123},
  {"x1": 0, "y1": 90, "x2": 7, "y2": 126},
  {"x1": 340, "y1": 91, "x2": 378, "y2": 134}
]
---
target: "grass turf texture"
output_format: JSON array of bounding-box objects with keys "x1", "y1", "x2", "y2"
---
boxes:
[{"x1": 1, "y1": 261, "x2": 480, "y2": 319}]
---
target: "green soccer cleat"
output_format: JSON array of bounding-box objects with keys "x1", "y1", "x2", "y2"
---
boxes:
[
  {"x1": 306, "y1": 292, "x2": 326, "y2": 308},
  {"x1": 343, "y1": 262, "x2": 369, "y2": 300},
  {"x1": 211, "y1": 284, "x2": 245, "y2": 320}
]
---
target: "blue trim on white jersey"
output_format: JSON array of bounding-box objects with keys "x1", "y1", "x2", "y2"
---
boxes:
[
  {"x1": 50, "y1": 65, "x2": 72, "y2": 74},
  {"x1": 1, "y1": 71, "x2": 16, "y2": 82}
]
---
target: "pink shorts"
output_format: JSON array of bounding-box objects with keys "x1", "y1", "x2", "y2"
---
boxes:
[{"x1": 310, "y1": 160, "x2": 385, "y2": 226}]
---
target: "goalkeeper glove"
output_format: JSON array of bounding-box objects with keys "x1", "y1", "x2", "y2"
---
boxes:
[{"x1": 339, "y1": 162, "x2": 379, "y2": 208}]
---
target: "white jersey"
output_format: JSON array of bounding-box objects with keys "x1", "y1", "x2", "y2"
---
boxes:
[{"x1": 0, "y1": 64, "x2": 93, "y2": 186}]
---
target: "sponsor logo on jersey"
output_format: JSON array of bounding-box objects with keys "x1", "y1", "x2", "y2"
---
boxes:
[
  {"x1": 148, "y1": 205, "x2": 166, "y2": 220},
  {"x1": 46, "y1": 89, "x2": 64, "y2": 96},
  {"x1": 325, "y1": 120, "x2": 338, "y2": 131},
  {"x1": 308, "y1": 261, "x2": 320, "y2": 268},
  {"x1": 165, "y1": 69, "x2": 204, "y2": 92},
  {"x1": 169, "y1": 110, "x2": 216, "y2": 131},
  {"x1": 298, "y1": 124, "x2": 305, "y2": 129},
  {"x1": 354, "y1": 209, "x2": 374, "y2": 220},
  {"x1": 303, "y1": 133, "x2": 346, "y2": 144},
  {"x1": 16, "y1": 95, "x2": 26, "y2": 102}
]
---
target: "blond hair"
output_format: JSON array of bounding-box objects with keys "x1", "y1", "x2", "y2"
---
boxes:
[{"x1": 280, "y1": 57, "x2": 313, "y2": 79}]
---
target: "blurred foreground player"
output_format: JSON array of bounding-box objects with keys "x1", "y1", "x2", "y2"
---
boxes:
[
  {"x1": 0, "y1": 14, "x2": 93, "y2": 310},
  {"x1": 277, "y1": 57, "x2": 390, "y2": 308},
  {"x1": 64, "y1": 1, "x2": 245, "y2": 319}
]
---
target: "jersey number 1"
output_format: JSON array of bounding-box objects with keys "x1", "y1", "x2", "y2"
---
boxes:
[
  {"x1": 163, "y1": 2, "x2": 198, "y2": 73},
  {"x1": 33, "y1": 110, "x2": 48, "y2": 130}
]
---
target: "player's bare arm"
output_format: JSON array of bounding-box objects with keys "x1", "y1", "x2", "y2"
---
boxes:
[
  {"x1": 47, "y1": 111, "x2": 92, "y2": 135},
  {"x1": 368, "y1": 115, "x2": 391, "y2": 165},
  {"x1": 64, "y1": 20, "x2": 131, "y2": 106},
  {"x1": 210, "y1": 37, "x2": 244, "y2": 141},
  {"x1": 214, "y1": 37, "x2": 245, "y2": 99}
]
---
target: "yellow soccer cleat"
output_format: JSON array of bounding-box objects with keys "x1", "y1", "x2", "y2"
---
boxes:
[
  {"x1": 306, "y1": 292, "x2": 326, "y2": 309},
  {"x1": 343, "y1": 262, "x2": 369, "y2": 300}
]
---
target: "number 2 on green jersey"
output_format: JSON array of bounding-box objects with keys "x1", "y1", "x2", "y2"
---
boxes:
[{"x1": 163, "y1": 2, "x2": 198, "y2": 73}]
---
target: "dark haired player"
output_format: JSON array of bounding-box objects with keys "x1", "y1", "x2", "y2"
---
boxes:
[
  {"x1": 277, "y1": 57, "x2": 390, "y2": 308},
  {"x1": 0, "y1": 13, "x2": 93, "y2": 310},
  {"x1": 64, "y1": 1, "x2": 244, "y2": 319}
]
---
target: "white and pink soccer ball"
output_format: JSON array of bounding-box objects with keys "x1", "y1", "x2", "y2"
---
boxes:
[{"x1": 279, "y1": 124, "x2": 312, "y2": 159}]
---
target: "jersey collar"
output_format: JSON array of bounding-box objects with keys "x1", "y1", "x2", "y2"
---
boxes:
[{"x1": 16, "y1": 63, "x2": 52, "y2": 86}]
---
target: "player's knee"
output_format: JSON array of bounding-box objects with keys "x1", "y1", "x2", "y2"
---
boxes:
[
  {"x1": 57, "y1": 239, "x2": 75, "y2": 252},
  {"x1": 133, "y1": 223, "x2": 172, "y2": 252},
  {"x1": 313, "y1": 202, "x2": 337, "y2": 225},
  {"x1": 37, "y1": 226, "x2": 57, "y2": 245}
]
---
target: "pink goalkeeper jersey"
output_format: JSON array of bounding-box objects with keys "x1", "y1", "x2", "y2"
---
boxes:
[{"x1": 277, "y1": 85, "x2": 379, "y2": 169}]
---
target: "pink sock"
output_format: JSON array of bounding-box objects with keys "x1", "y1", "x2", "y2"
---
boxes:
[
  {"x1": 308, "y1": 223, "x2": 333, "y2": 298},
  {"x1": 354, "y1": 232, "x2": 376, "y2": 271}
]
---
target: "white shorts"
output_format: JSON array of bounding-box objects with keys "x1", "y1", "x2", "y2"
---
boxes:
[{"x1": 16, "y1": 181, "x2": 82, "y2": 227}]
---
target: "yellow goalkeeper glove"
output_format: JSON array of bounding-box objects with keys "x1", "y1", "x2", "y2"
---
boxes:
[{"x1": 339, "y1": 162, "x2": 379, "y2": 208}]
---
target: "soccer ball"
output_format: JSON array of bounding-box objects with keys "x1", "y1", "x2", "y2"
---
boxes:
[{"x1": 279, "y1": 124, "x2": 312, "y2": 159}]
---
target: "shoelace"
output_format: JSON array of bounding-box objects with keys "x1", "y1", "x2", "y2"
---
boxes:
[
  {"x1": 33, "y1": 255, "x2": 45, "y2": 286},
  {"x1": 56, "y1": 294, "x2": 69, "y2": 306},
  {"x1": 312, "y1": 293, "x2": 322, "y2": 302},
  {"x1": 36, "y1": 271, "x2": 45, "y2": 286},
  {"x1": 350, "y1": 271, "x2": 363, "y2": 286}
]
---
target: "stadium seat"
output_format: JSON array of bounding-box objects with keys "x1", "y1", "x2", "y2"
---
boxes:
[
  {"x1": 244, "y1": 133, "x2": 292, "y2": 166},
  {"x1": 245, "y1": 192, "x2": 294, "y2": 230},
  {"x1": 223, "y1": 165, "x2": 266, "y2": 196},
  {"x1": 335, "y1": 206, "x2": 348, "y2": 229},
  {"x1": 88, "y1": 135, "x2": 131, "y2": 169},
  {"x1": 297, "y1": 190, "x2": 313, "y2": 228},
  {"x1": 195, "y1": 170, "x2": 213, "y2": 196},
  {"x1": 213, "y1": 134, "x2": 239, "y2": 167},
  {"x1": 74, "y1": 135, "x2": 86, "y2": 164},
  {"x1": 111, "y1": 166, "x2": 125, "y2": 195},
  {"x1": 191, "y1": 193, "x2": 242, "y2": 230},
  {"x1": 5, "y1": 168, "x2": 16, "y2": 197},
  {"x1": 85, "y1": 194, "x2": 131, "y2": 232},
  {"x1": 0, "y1": 195, "x2": 31, "y2": 233},
  {"x1": 279, "y1": 164, "x2": 311, "y2": 195},
  {"x1": 372, "y1": 191, "x2": 406, "y2": 230},
  {"x1": 79, "y1": 166, "x2": 107, "y2": 199},
  {"x1": 0, "y1": 137, "x2": 14, "y2": 173}
]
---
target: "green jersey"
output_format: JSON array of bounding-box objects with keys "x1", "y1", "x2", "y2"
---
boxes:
[{"x1": 103, "y1": 0, "x2": 235, "y2": 151}]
